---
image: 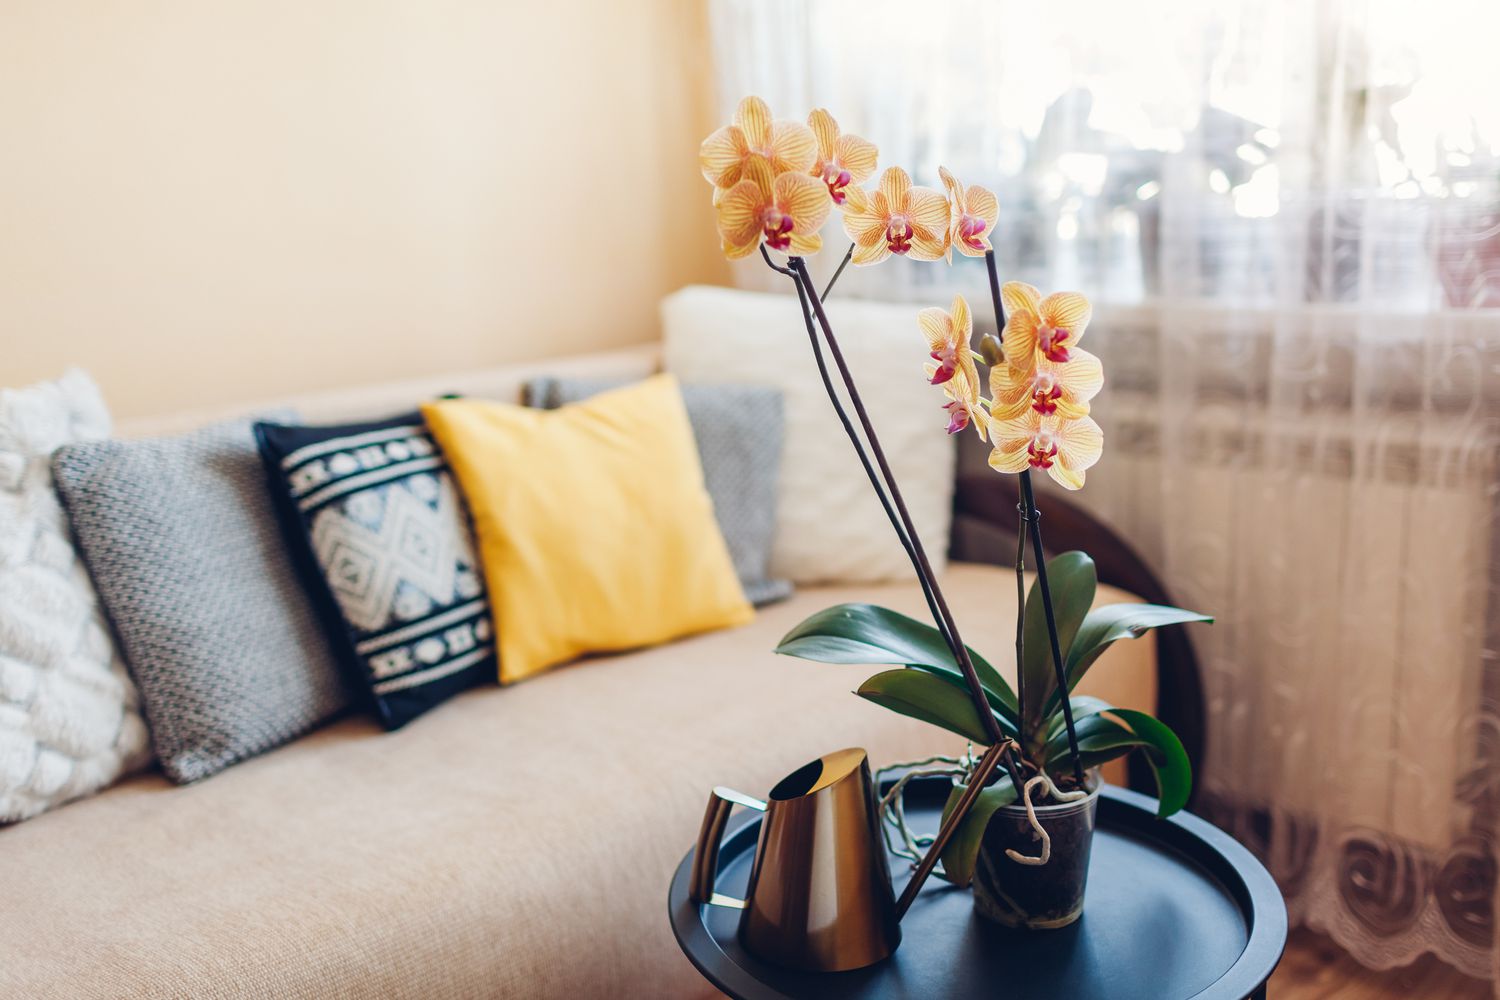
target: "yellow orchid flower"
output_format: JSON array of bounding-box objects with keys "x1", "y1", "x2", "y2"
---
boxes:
[
  {"x1": 841, "y1": 167, "x2": 950, "y2": 265},
  {"x1": 988, "y1": 410, "x2": 1103, "y2": 491},
  {"x1": 925, "y1": 360, "x2": 990, "y2": 440},
  {"x1": 716, "y1": 154, "x2": 832, "y2": 260},
  {"x1": 1000, "y1": 282, "x2": 1094, "y2": 375},
  {"x1": 808, "y1": 109, "x2": 878, "y2": 206},
  {"x1": 918, "y1": 294, "x2": 980, "y2": 390},
  {"x1": 938, "y1": 166, "x2": 999, "y2": 260},
  {"x1": 988, "y1": 350, "x2": 1104, "y2": 421},
  {"x1": 700, "y1": 96, "x2": 817, "y2": 196}
]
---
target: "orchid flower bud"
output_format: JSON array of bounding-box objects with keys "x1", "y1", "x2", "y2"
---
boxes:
[{"x1": 979, "y1": 333, "x2": 1005, "y2": 367}]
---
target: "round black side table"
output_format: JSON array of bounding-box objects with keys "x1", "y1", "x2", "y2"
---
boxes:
[{"x1": 669, "y1": 779, "x2": 1286, "y2": 999}]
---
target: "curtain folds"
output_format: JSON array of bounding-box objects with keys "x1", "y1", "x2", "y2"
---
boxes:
[{"x1": 710, "y1": 0, "x2": 1500, "y2": 987}]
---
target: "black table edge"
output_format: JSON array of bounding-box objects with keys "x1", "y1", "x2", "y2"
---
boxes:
[{"x1": 668, "y1": 783, "x2": 1287, "y2": 1000}]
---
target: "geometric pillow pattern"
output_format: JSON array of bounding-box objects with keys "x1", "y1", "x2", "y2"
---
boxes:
[
  {"x1": 0, "y1": 370, "x2": 151, "y2": 821},
  {"x1": 256, "y1": 413, "x2": 492, "y2": 729}
]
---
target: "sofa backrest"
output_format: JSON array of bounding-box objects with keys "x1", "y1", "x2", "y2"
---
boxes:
[{"x1": 116, "y1": 345, "x2": 661, "y2": 438}]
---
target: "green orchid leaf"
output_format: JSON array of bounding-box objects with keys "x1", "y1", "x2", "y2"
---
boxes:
[
  {"x1": 938, "y1": 776, "x2": 1017, "y2": 887},
  {"x1": 777, "y1": 603, "x2": 1017, "y2": 717},
  {"x1": 918, "y1": 665, "x2": 1020, "y2": 737},
  {"x1": 855, "y1": 669, "x2": 995, "y2": 745},
  {"x1": 1110, "y1": 709, "x2": 1192, "y2": 818},
  {"x1": 1045, "y1": 709, "x2": 1192, "y2": 818},
  {"x1": 1021, "y1": 552, "x2": 1096, "y2": 728},
  {"x1": 1045, "y1": 696, "x2": 1116, "y2": 742},
  {"x1": 1042, "y1": 711, "x2": 1145, "y2": 760},
  {"x1": 1068, "y1": 745, "x2": 1139, "y2": 771},
  {"x1": 1042, "y1": 604, "x2": 1214, "y2": 719}
]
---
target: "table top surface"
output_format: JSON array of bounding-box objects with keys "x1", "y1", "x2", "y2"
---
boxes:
[{"x1": 668, "y1": 780, "x2": 1287, "y2": 1000}]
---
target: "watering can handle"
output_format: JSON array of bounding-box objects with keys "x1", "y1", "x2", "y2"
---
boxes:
[{"x1": 688, "y1": 785, "x2": 767, "y2": 908}]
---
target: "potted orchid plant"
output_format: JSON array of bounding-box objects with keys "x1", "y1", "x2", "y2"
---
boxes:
[{"x1": 700, "y1": 97, "x2": 1212, "y2": 929}]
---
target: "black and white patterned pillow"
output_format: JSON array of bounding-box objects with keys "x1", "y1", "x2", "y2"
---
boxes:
[{"x1": 255, "y1": 414, "x2": 493, "y2": 729}]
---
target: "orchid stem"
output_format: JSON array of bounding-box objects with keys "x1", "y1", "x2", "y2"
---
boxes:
[
  {"x1": 785, "y1": 264, "x2": 950, "y2": 660},
  {"x1": 983, "y1": 249, "x2": 1085, "y2": 786},
  {"x1": 786, "y1": 255, "x2": 1014, "y2": 768},
  {"x1": 1014, "y1": 473, "x2": 1086, "y2": 785},
  {"x1": 760, "y1": 244, "x2": 794, "y2": 277},
  {"x1": 791, "y1": 254, "x2": 1028, "y2": 783},
  {"x1": 790, "y1": 255, "x2": 1002, "y2": 746},
  {"x1": 1014, "y1": 498, "x2": 1028, "y2": 749},
  {"x1": 767, "y1": 246, "x2": 977, "y2": 732},
  {"x1": 821, "y1": 243, "x2": 854, "y2": 301},
  {"x1": 895, "y1": 741, "x2": 1007, "y2": 919},
  {"x1": 1019, "y1": 473, "x2": 1084, "y2": 784},
  {"x1": 763, "y1": 246, "x2": 1028, "y2": 917}
]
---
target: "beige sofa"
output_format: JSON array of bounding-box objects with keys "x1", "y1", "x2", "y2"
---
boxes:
[{"x1": 0, "y1": 347, "x2": 1155, "y2": 999}]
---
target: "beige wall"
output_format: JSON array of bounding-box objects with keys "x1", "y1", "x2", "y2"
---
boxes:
[{"x1": 1, "y1": 1, "x2": 726, "y2": 419}]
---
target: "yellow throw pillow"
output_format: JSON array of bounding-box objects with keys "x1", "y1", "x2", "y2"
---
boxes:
[{"x1": 422, "y1": 375, "x2": 754, "y2": 684}]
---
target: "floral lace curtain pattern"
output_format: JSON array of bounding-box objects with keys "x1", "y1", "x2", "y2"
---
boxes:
[{"x1": 711, "y1": 0, "x2": 1500, "y2": 987}]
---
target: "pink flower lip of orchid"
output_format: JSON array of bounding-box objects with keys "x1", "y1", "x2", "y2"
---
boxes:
[
  {"x1": 886, "y1": 215, "x2": 913, "y2": 254},
  {"x1": 1037, "y1": 324, "x2": 1073, "y2": 363},
  {"x1": 958, "y1": 213, "x2": 988, "y2": 250},
  {"x1": 761, "y1": 208, "x2": 794, "y2": 250},
  {"x1": 822, "y1": 163, "x2": 854, "y2": 203},
  {"x1": 1030, "y1": 370, "x2": 1062, "y2": 414},
  {"x1": 1027, "y1": 428, "x2": 1059, "y2": 468},
  {"x1": 928, "y1": 348, "x2": 958, "y2": 385},
  {"x1": 943, "y1": 400, "x2": 971, "y2": 435}
]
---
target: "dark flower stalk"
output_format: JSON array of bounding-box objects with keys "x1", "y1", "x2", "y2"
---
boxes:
[
  {"x1": 762, "y1": 245, "x2": 1026, "y2": 918},
  {"x1": 821, "y1": 243, "x2": 854, "y2": 300},
  {"x1": 983, "y1": 250, "x2": 1085, "y2": 785},
  {"x1": 787, "y1": 254, "x2": 1001, "y2": 745}
]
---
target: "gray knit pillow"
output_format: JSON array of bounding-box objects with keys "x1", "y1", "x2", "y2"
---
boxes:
[
  {"x1": 524, "y1": 378, "x2": 792, "y2": 606},
  {"x1": 52, "y1": 416, "x2": 351, "y2": 784}
]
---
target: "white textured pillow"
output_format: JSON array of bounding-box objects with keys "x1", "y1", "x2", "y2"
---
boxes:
[
  {"x1": 662, "y1": 285, "x2": 955, "y2": 584},
  {"x1": 0, "y1": 370, "x2": 150, "y2": 821}
]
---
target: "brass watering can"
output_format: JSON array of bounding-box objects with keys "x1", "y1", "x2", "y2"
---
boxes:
[{"x1": 689, "y1": 747, "x2": 901, "y2": 972}]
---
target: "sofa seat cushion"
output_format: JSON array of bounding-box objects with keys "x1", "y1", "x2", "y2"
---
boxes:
[{"x1": 0, "y1": 564, "x2": 1153, "y2": 1000}]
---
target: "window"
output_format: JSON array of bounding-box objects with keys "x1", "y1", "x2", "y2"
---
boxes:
[{"x1": 712, "y1": 0, "x2": 1500, "y2": 309}]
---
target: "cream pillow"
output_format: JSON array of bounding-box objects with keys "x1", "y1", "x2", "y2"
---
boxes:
[
  {"x1": 0, "y1": 371, "x2": 151, "y2": 820},
  {"x1": 662, "y1": 285, "x2": 956, "y2": 584}
]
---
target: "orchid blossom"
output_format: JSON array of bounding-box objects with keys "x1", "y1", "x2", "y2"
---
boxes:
[
  {"x1": 942, "y1": 367, "x2": 988, "y2": 439},
  {"x1": 920, "y1": 296, "x2": 989, "y2": 439},
  {"x1": 938, "y1": 167, "x2": 999, "y2": 260},
  {"x1": 988, "y1": 350, "x2": 1104, "y2": 421},
  {"x1": 999, "y1": 282, "x2": 1094, "y2": 375},
  {"x1": 700, "y1": 96, "x2": 817, "y2": 199},
  {"x1": 918, "y1": 294, "x2": 980, "y2": 390},
  {"x1": 927, "y1": 361, "x2": 989, "y2": 440},
  {"x1": 842, "y1": 167, "x2": 950, "y2": 265},
  {"x1": 715, "y1": 154, "x2": 831, "y2": 259},
  {"x1": 988, "y1": 409, "x2": 1104, "y2": 491},
  {"x1": 807, "y1": 109, "x2": 878, "y2": 206}
]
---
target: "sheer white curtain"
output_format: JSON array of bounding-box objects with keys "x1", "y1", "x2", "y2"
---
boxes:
[{"x1": 711, "y1": 0, "x2": 1500, "y2": 986}]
